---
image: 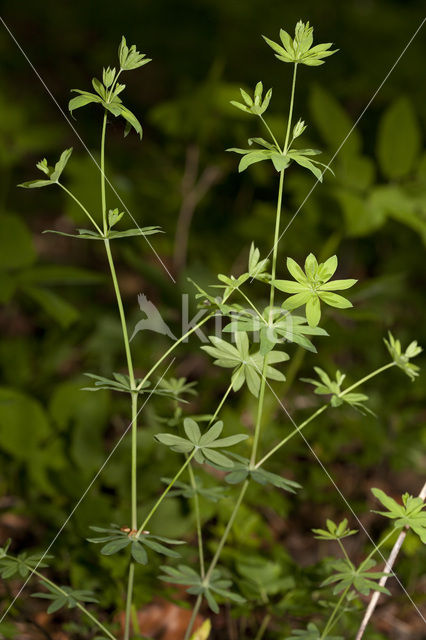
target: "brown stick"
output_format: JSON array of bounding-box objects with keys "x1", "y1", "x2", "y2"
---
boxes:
[
  {"x1": 355, "y1": 481, "x2": 426, "y2": 640},
  {"x1": 173, "y1": 144, "x2": 222, "y2": 273}
]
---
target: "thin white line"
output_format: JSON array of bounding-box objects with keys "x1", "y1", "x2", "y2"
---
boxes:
[
  {"x1": 0, "y1": 359, "x2": 175, "y2": 622},
  {"x1": 0, "y1": 16, "x2": 176, "y2": 284},
  {"x1": 255, "y1": 365, "x2": 426, "y2": 626},
  {"x1": 264, "y1": 16, "x2": 426, "y2": 265}
]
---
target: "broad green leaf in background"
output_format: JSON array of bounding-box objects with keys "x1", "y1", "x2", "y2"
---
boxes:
[
  {"x1": 376, "y1": 97, "x2": 421, "y2": 180},
  {"x1": 309, "y1": 85, "x2": 361, "y2": 155},
  {"x1": 0, "y1": 213, "x2": 36, "y2": 270}
]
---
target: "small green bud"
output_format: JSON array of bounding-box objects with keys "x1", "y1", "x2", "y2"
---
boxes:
[
  {"x1": 103, "y1": 66, "x2": 116, "y2": 88},
  {"x1": 108, "y1": 208, "x2": 125, "y2": 228},
  {"x1": 293, "y1": 118, "x2": 307, "y2": 139}
]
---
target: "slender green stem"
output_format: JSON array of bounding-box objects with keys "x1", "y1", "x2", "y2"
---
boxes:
[
  {"x1": 208, "y1": 380, "x2": 234, "y2": 426},
  {"x1": 320, "y1": 585, "x2": 350, "y2": 639},
  {"x1": 259, "y1": 115, "x2": 281, "y2": 151},
  {"x1": 135, "y1": 313, "x2": 214, "y2": 391},
  {"x1": 337, "y1": 538, "x2": 352, "y2": 565},
  {"x1": 255, "y1": 405, "x2": 327, "y2": 468},
  {"x1": 184, "y1": 595, "x2": 202, "y2": 640},
  {"x1": 340, "y1": 362, "x2": 395, "y2": 396},
  {"x1": 237, "y1": 287, "x2": 267, "y2": 323},
  {"x1": 363, "y1": 528, "x2": 396, "y2": 566},
  {"x1": 283, "y1": 64, "x2": 298, "y2": 154},
  {"x1": 18, "y1": 563, "x2": 117, "y2": 640},
  {"x1": 103, "y1": 239, "x2": 135, "y2": 386},
  {"x1": 254, "y1": 613, "x2": 271, "y2": 640},
  {"x1": 100, "y1": 117, "x2": 137, "y2": 640},
  {"x1": 188, "y1": 463, "x2": 205, "y2": 578},
  {"x1": 137, "y1": 449, "x2": 196, "y2": 536},
  {"x1": 256, "y1": 361, "x2": 396, "y2": 468},
  {"x1": 186, "y1": 67, "x2": 299, "y2": 639},
  {"x1": 130, "y1": 393, "x2": 138, "y2": 529},
  {"x1": 57, "y1": 183, "x2": 103, "y2": 235},
  {"x1": 269, "y1": 169, "x2": 285, "y2": 311},
  {"x1": 100, "y1": 112, "x2": 108, "y2": 234},
  {"x1": 250, "y1": 358, "x2": 268, "y2": 465},
  {"x1": 205, "y1": 481, "x2": 249, "y2": 581},
  {"x1": 123, "y1": 563, "x2": 135, "y2": 640}
]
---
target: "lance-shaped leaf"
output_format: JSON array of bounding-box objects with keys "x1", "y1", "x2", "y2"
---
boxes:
[
  {"x1": 371, "y1": 488, "x2": 426, "y2": 543},
  {"x1": 312, "y1": 518, "x2": 358, "y2": 541},
  {"x1": 301, "y1": 367, "x2": 372, "y2": 414},
  {"x1": 383, "y1": 332, "x2": 422, "y2": 381},
  {"x1": 224, "y1": 453, "x2": 301, "y2": 493},
  {"x1": 161, "y1": 476, "x2": 227, "y2": 503},
  {"x1": 155, "y1": 418, "x2": 248, "y2": 468},
  {"x1": 43, "y1": 226, "x2": 162, "y2": 240},
  {"x1": 0, "y1": 551, "x2": 51, "y2": 579},
  {"x1": 31, "y1": 584, "x2": 98, "y2": 615},
  {"x1": 321, "y1": 557, "x2": 390, "y2": 596},
  {"x1": 87, "y1": 524, "x2": 184, "y2": 564},
  {"x1": 224, "y1": 310, "x2": 327, "y2": 355},
  {"x1": 231, "y1": 81, "x2": 273, "y2": 116},
  {"x1": 201, "y1": 332, "x2": 288, "y2": 397},
  {"x1": 284, "y1": 623, "x2": 343, "y2": 640},
  {"x1": 159, "y1": 564, "x2": 245, "y2": 614},
  {"x1": 119, "y1": 36, "x2": 151, "y2": 71},
  {"x1": 19, "y1": 148, "x2": 73, "y2": 188},
  {"x1": 274, "y1": 254, "x2": 357, "y2": 327},
  {"x1": 263, "y1": 21, "x2": 337, "y2": 66}
]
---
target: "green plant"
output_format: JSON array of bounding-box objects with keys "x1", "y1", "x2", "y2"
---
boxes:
[{"x1": 1, "y1": 19, "x2": 424, "y2": 640}]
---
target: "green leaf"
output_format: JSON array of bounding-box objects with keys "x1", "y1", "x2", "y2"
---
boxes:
[
  {"x1": 0, "y1": 214, "x2": 36, "y2": 270},
  {"x1": 69, "y1": 91, "x2": 103, "y2": 114},
  {"x1": 131, "y1": 541, "x2": 148, "y2": 564},
  {"x1": 310, "y1": 84, "x2": 360, "y2": 155},
  {"x1": 101, "y1": 537, "x2": 130, "y2": 555},
  {"x1": 183, "y1": 417, "x2": 201, "y2": 444},
  {"x1": 376, "y1": 97, "x2": 421, "y2": 179}
]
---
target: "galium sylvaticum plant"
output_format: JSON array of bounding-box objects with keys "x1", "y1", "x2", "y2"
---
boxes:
[{"x1": 1, "y1": 22, "x2": 424, "y2": 640}]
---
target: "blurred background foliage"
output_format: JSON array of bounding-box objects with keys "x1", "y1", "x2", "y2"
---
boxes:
[{"x1": 0, "y1": 1, "x2": 425, "y2": 638}]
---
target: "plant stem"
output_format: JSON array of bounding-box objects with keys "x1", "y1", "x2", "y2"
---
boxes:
[
  {"x1": 135, "y1": 313, "x2": 214, "y2": 391},
  {"x1": 130, "y1": 393, "x2": 138, "y2": 529},
  {"x1": 188, "y1": 463, "x2": 205, "y2": 578},
  {"x1": 259, "y1": 115, "x2": 281, "y2": 151},
  {"x1": 283, "y1": 64, "x2": 298, "y2": 154},
  {"x1": 256, "y1": 360, "x2": 396, "y2": 468},
  {"x1": 123, "y1": 562, "x2": 135, "y2": 640},
  {"x1": 355, "y1": 482, "x2": 426, "y2": 640},
  {"x1": 57, "y1": 183, "x2": 103, "y2": 234},
  {"x1": 255, "y1": 405, "x2": 327, "y2": 468},
  {"x1": 137, "y1": 449, "x2": 196, "y2": 536},
  {"x1": 103, "y1": 240, "x2": 135, "y2": 385},
  {"x1": 320, "y1": 585, "x2": 350, "y2": 639},
  {"x1": 254, "y1": 613, "x2": 271, "y2": 640},
  {"x1": 100, "y1": 111, "x2": 108, "y2": 234},
  {"x1": 340, "y1": 362, "x2": 395, "y2": 396},
  {"x1": 185, "y1": 67, "x2": 299, "y2": 638},
  {"x1": 237, "y1": 287, "x2": 267, "y2": 323},
  {"x1": 269, "y1": 169, "x2": 285, "y2": 312},
  {"x1": 208, "y1": 380, "x2": 234, "y2": 425},
  {"x1": 100, "y1": 116, "x2": 137, "y2": 640},
  {"x1": 184, "y1": 595, "x2": 202, "y2": 640},
  {"x1": 250, "y1": 166, "x2": 286, "y2": 465},
  {"x1": 205, "y1": 480, "x2": 249, "y2": 582},
  {"x1": 19, "y1": 563, "x2": 117, "y2": 640},
  {"x1": 250, "y1": 358, "x2": 269, "y2": 465}
]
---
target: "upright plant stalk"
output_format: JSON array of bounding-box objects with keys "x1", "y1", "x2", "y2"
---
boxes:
[
  {"x1": 99, "y1": 113, "x2": 138, "y2": 640},
  {"x1": 251, "y1": 62, "x2": 298, "y2": 465},
  {"x1": 185, "y1": 62, "x2": 298, "y2": 640},
  {"x1": 355, "y1": 481, "x2": 426, "y2": 640}
]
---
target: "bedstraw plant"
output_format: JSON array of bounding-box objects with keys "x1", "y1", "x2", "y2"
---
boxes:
[{"x1": 1, "y1": 22, "x2": 424, "y2": 640}]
